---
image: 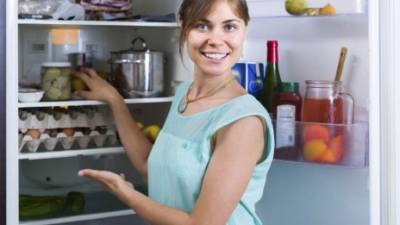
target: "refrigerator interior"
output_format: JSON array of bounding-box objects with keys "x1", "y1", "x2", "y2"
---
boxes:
[{"x1": 11, "y1": 0, "x2": 371, "y2": 225}]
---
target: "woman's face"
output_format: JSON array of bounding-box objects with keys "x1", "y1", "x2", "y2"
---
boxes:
[{"x1": 186, "y1": 0, "x2": 247, "y2": 78}]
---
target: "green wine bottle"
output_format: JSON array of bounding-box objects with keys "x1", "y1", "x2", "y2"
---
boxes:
[{"x1": 261, "y1": 40, "x2": 282, "y2": 113}]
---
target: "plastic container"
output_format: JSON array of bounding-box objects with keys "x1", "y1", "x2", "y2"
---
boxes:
[
  {"x1": 41, "y1": 62, "x2": 72, "y2": 101},
  {"x1": 272, "y1": 120, "x2": 368, "y2": 167},
  {"x1": 18, "y1": 127, "x2": 120, "y2": 153}
]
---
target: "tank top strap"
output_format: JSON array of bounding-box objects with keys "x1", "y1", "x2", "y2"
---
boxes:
[{"x1": 208, "y1": 95, "x2": 275, "y2": 165}]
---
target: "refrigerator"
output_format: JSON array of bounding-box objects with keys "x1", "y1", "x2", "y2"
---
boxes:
[{"x1": 5, "y1": 0, "x2": 397, "y2": 224}]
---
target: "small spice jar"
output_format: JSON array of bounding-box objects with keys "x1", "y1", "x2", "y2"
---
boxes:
[
  {"x1": 41, "y1": 62, "x2": 72, "y2": 101},
  {"x1": 272, "y1": 82, "x2": 302, "y2": 160}
]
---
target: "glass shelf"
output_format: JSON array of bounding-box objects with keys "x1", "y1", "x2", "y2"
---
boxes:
[
  {"x1": 18, "y1": 96, "x2": 173, "y2": 108},
  {"x1": 18, "y1": 19, "x2": 179, "y2": 28},
  {"x1": 247, "y1": 0, "x2": 366, "y2": 18},
  {"x1": 19, "y1": 147, "x2": 125, "y2": 160}
]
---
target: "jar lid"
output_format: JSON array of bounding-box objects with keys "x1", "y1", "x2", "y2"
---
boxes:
[
  {"x1": 276, "y1": 82, "x2": 299, "y2": 93},
  {"x1": 42, "y1": 62, "x2": 71, "y2": 67}
]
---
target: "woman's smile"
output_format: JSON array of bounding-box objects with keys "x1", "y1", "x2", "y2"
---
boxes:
[{"x1": 201, "y1": 51, "x2": 230, "y2": 61}]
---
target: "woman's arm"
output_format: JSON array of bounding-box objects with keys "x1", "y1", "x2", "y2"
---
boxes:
[
  {"x1": 79, "y1": 115, "x2": 265, "y2": 225},
  {"x1": 75, "y1": 68, "x2": 152, "y2": 177}
]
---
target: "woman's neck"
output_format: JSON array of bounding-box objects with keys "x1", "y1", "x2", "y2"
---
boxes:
[{"x1": 190, "y1": 71, "x2": 234, "y2": 98}]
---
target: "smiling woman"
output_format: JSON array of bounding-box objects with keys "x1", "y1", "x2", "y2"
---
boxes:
[{"x1": 77, "y1": 1, "x2": 274, "y2": 225}]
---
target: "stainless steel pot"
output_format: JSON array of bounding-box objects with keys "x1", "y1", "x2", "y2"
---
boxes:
[{"x1": 109, "y1": 37, "x2": 164, "y2": 97}]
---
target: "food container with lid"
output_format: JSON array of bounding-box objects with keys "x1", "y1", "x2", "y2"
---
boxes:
[
  {"x1": 41, "y1": 62, "x2": 72, "y2": 101},
  {"x1": 109, "y1": 37, "x2": 164, "y2": 98}
]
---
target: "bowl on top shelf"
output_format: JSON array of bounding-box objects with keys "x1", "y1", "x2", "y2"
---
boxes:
[{"x1": 18, "y1": 88, "x2": 45, "y2": 103}]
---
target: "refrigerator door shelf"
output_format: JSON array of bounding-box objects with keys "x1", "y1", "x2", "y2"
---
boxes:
[{"x1": 273, "y1": 120, "x2": 368, "y2": 167}]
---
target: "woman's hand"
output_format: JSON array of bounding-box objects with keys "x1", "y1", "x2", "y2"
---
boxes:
[
  {"x1": 78, "y1": 169, "x2": 136, "y2": 203},
  {"x1": 74, "y1": 68, "x2": 121, "y2": 104}
]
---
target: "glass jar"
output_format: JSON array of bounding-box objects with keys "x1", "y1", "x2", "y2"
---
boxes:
[
  {"x1": 301, "y1": 80, "x2": 354, "y2": 164},
  {"x1": 302, "y1": 80, "x2": 354, "y2": 124},
  {"x1": 41, "y1": 62, "x2": 72, "y2": 101}
]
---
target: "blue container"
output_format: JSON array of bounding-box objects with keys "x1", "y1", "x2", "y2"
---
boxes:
[{"x1": 232, "y1": 62, "x2": 265, "y2": 98}]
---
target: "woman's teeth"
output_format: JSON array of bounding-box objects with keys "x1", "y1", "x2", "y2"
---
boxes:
[{"x1": 204, "y1": 53, "x2": 228, "y2": 60}]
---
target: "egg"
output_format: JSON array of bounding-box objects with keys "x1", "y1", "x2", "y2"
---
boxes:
[
  {"x1": 61, "y1": 128, "x2": 75, "y2": 137},
  {"x1": 25, "y1": 129, "x2": 41, "y2": 139}
]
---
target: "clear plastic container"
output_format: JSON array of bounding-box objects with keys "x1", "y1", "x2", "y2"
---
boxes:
[
  {"x1": 272, "y1": 120, "x2": 369, "y2": 167},
  {"x1": 41, "y1": 62, "x2": 72, "y2": 101}
]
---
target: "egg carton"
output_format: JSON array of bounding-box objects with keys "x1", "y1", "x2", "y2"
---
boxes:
[
  {"x1": 19, "y1": 108, "x2": 114, "y2": 131},
  {"x1": 19, "y1": 129, "x2": 119, "y2": 153}
]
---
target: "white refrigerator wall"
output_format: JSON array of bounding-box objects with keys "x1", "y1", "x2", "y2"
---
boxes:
[{"x1": 243, "y1": 15, "x2": 369, "y2": 119}]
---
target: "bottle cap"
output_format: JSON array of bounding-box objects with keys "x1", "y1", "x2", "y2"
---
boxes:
[
  {"x1": 276, "y1": 82, "x2": 299, "y2": 93},
  {"x1": 267, "y1": 40, "x2": 278, "y2": 47}
]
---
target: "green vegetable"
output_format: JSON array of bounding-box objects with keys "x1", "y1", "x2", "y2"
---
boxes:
[
  {"x1": 19, "y1": 192, "x2": 85, "y2": 220},
  {"x1": 65, "y1": 192, "x2": 85, "y2": 213}
]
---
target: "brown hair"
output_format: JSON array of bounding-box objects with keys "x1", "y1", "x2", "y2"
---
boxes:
[{"x1": 178, "y1": 0, "x2": 250, "y2": 57}]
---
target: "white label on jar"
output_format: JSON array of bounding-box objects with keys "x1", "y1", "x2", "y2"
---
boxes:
[{"x1": 276, "y1": 104, "x2": 296, "y2": 149}]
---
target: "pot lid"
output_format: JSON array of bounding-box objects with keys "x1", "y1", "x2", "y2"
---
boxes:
[
  {"x1": 111, "y1": 37, "x2": 151, "y2": 54},
  {"x1": 42, "y1": 62, "x2": 71, "y2": 67}
]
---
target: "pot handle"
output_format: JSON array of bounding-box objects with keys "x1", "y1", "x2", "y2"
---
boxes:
[
  {"x1": 131, "y1": 37, "x2": 148, "y2": 51},
  {"x1": 112, "y1": 59, "x2": 145, "y2": 64}
]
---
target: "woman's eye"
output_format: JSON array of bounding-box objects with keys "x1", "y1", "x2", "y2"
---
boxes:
[
  {"x1": 224, "y1": 24, "x2": 237, "y2": 32},
  {"x1": 194, "y1": 23, "x2": 208, "y2": 32}
]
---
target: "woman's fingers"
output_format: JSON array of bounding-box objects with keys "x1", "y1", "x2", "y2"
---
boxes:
[
  {"x1": 126, "y1": 181, "x2": 134, "y2": 188},
  {"x1": 79, "y1": 169, "x2": 135, "y2": 195},
  {"x1": 74, "y1": 90, "x2": 92, "y2": 99},
  {"x1": 74, "y1": 71, "x2": 91, "y2": 85},
  {"x1": 120, "y1": 173, "x2": 126, "y2": 180},
  {"x1": 78, "y1": 169, "x2": 101, "y2": 179},
  {"x1": 79, "y1": 169, "x2": 119, "y2": 182},
  {"x1": 81, "y1": 68, "x2": 99, "y2": 78}
]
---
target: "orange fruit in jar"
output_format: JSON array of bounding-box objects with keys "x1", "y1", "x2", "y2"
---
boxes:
[
  {"x1": 318, "y1": 135, "x2": 344, "y2": 163},
  {"x1": 329, "y1": 135, "x2": 344, "y2": 160},
  {"x1": 303, "y1": 139, "x2": 328, "y2": 162},
  {"x1": 25, "y1": 129, "x2": 41, "y2": 139},
  {"x1": 318, "y1": 149, "x2": 337, "y2": 163},
  {"x1": 303, "y1": 125, "x2": 330, "y2": 143}
]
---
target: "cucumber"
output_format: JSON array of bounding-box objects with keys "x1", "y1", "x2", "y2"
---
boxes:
[
  {"x1": 19, "y1": 192, "x2": 85, "y2": 220},
  {"x1": 66, "y1": 192, "x2": 85, "y2": 213},
  {"x1": 20, "y1": 197, "x2": 66, "y2": 220}
]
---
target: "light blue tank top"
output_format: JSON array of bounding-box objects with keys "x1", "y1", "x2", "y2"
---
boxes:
[{"x1": 148, "y1": 81, "x2": 274, "y2": 225}]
